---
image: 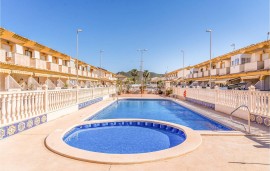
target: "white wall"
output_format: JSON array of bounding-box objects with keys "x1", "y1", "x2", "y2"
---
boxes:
[
  {"x1": 14, "y1": 44, "x2": 23, "y2": 54},
  {"x1": 47, "y1": 55, "x2": 52, "y2": 62},
  {"x1": 33, "y1": 50, "x2": 40, "y2": 59},
  {"x1": 262, "y1": 53, "x2": 269, "y2": 60}
]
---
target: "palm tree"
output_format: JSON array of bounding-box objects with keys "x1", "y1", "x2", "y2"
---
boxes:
[
  {"x1": 130, "y1": 69, "x2": 138, "y2": 83},
  {"x1": 143, "y1": 70, "x2": 150, "y2": 84}
]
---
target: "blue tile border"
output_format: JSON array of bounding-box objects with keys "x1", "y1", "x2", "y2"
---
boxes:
[
  {"x1": 78, "y1": 97, "x2": 103, "y2": 110},
  {"x1": 185, "y1": 97, "x2": 215, "y2": 110},
  {"x1": 0, "y1": 114, "x2": 47, "y2": 140}
]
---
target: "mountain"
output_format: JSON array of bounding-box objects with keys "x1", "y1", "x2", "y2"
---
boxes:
[{"x1": 117, "y1": 70, "x2": 164, "y2": 78}]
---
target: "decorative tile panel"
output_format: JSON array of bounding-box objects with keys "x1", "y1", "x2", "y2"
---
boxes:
[{"x1": 0, "y1": 114, "x2": 47, "y2": 140}]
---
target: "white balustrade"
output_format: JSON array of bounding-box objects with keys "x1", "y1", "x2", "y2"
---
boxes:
[
  {"x1": 172, "y1": 86, "x2": 270, "y2": 118},
  {"x1": 0, "y1": 87, "x2": 117, "y2": 126}
]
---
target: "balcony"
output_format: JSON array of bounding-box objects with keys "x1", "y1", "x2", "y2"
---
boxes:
[
  {"x1": 244, "y1": 61, "x2": 264, "y2": 72},
  {"x1": 219, "y1": 67, "x2": 230, "y2": 75},
  {"x1": 6, "y1": 53, "x2": 31, "y2": 67},
  {"x1": 59, "y1": 65, "x2": 69, "y2": 74},
  {"x1": 87, "y1": 71, "x2": 91, "y2": 77},
  {"x1": 82, "y1": 71, "x2": 87, "y2": 76},
  {"x1": 78, "y1": 70, "x2": 82, "y2": 76},
  {"x1": 69, "y1": 67, "x2": 76, "y2": 75},
  {"x1": 47, "y1": 62, "x2": 59, "y2": 72},
  {"x1": 0, "y1": 49, "x2": 7, "y2": 62},
  {"x1": 31, "y1": 58, "x2": 47, "y2": 70},
  {"x1": 264, "y1": 58, "x2": 270, "y2": 69},
  {"x1": 230, "y1": 64, "x2": 245, "y2": 74},
  {"x1": 187, "y1": 74, "x2": 193, "y2": 79},
  {"x1": 211, "y1": 68, "x2": 219, "y2": 76},
  {"x1": 198, "y1": 72, "x2": 203, "y2": 77},
  {"x1": 203, "y1": 70, "x2": 210, "y2": 77}
]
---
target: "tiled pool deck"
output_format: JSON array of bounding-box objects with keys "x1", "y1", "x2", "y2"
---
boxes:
[{"x1": 0, "y1": 94, "x2": 269, "y2": 171}]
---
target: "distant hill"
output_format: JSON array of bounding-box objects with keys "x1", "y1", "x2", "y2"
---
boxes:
[{"x1": 117, "y1": 70, "x2": 164, "y2": 78}]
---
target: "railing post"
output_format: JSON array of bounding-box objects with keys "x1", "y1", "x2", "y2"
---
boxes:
[
  {"x1": 248, "y1": 85, "x2": 255, "y2": 113},
  {"x1": 214, "y1": 85, "x2": 219, "y2": 106},
  {"x1": 42, "y1": 84, "x2": 48, "y2": 113}
]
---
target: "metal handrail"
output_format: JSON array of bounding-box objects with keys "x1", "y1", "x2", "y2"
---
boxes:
[{"x1": 230, "y1": 105, "x2": 251, "y2": 134}]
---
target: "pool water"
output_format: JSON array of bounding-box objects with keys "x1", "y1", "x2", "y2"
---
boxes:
[
  {"x1": 64, "y1": 121, "x2": 186, "y2": 154},
  {"x1": 88, "y1": 99, "x2": 232, "y2": 131}
]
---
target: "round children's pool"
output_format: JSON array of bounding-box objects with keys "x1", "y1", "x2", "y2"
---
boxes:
[
  {"x1": 63, "y1": 121, "x2": 186, "y2": 154},
  {"x1": 45, "y1": 119, "x2": 202, "y2": 164}
]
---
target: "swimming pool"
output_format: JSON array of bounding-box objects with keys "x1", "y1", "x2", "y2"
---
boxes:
[
  {"x1": 46, "y1": 119, "x2": 202, "y2": 163},
  {"x1": 64, "y1": 121, "x2": 186, "y2": 154},
  {"x1": 88, "y1": 99, "x2": 232, "y2": 131}
]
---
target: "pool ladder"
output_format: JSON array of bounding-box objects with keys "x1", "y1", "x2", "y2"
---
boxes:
[{"x1": 230, "y1": 105, "x2": 251, "y2": 134}]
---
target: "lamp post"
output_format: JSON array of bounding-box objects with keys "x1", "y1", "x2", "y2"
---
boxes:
[
  {"x1": 76, "y1": 29, "x2": 83, "y2": 85},
  {"x1": 206, "y1": 29, "x2": 212, "y2": 88},
  {"x1": 137, "y1": 49, "x2": 148, "y2": 96},
  {"x1": 267, "y1": 32, "x2": 270, "y2": 41},
  {"x1": 99, "y1": 50, "x2": 104, "y2": 86},
  {"x1": 231, "y1": 43, "x2": 235, "y2": 51},
  {"x1": 76, "y1": 29, "x2": 82, "y2": 102},
  {"x1": 181, "y1": 50, "x2": 184, "y2": 84}
]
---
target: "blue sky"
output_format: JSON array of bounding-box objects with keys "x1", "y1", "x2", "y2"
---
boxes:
[{"x1": 1, "y1": 0, "x2": 269, "y2": 74}]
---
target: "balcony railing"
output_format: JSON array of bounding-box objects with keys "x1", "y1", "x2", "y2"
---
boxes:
[
  {"x1": 244, "y1": 61, "x2": 264, "y2": 72},
  {"x1": 69, "y1": 67, "x2": 76, "y2": 75},
  {"x1": 264, "y1": 58, "x2": 270, "y2": 69},
  {"x1": 210, "y1": 69, "x2": 219, "y2": 76},
  {"x1": 10, "y1": 53, "x2": 31, "y2": 67},
  {"x1": 59, "y1": 65, "x2": 69, "y2": 74},
  {"x1": 230, "y1": 64, "x2": 245, "y2": 74},
  {"x1": 31, "y1": 58, "x2": 47, "y2": 70},
  {"x1": 203, "y1": 70, "x2": 210, "y2": 77},
  {"x1": 219, "y1": 67, "x2": 230, "y2": 75},
  {"x1": 47, "y1": 62, "x2": 59, "y2": 72},
  {"x1": 198, "y1": 72, "x2": 203, "y2": 77}
]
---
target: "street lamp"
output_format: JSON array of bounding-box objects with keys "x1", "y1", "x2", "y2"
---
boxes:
[
  {"x1": 137, "y1": 49, "x2": 148, "y2": 96},
  {"x1": 99, "y1": 50, "x2": 104, "y2": 85},
  {"x1": 76, "y1": 29, "x2": 83, "y2": 86},
  {"x1": 181, "y1": 50, "x2": 185, "y2": 84},
  {"x1": 267, "y1": 32, "x2": 270, "y2": 41},
  {"x1": 206, "y1": 29, "x2": 212, "y2": 88},
  {"x1": 231, "y1": 43, "x2": 235, "y2": 51}
]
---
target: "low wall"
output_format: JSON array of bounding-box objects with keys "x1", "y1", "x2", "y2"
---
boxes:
[
  {"x1": 215, "y1": 104, "x2": 248, "y2": 120},
  {"x1": 186, "y1": 97, "x2": 215, "y2": 110}
]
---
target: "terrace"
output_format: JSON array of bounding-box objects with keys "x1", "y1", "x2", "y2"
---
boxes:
[{"x1": 0, "y1": 94, "x2": 269, "y2": 171}]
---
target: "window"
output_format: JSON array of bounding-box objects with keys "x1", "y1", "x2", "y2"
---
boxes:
[
  {"x1": 235, "y1": 59, "x2": 239, "y2": 65},
  {"x1": 40, "y1": 54, "x2": 46, "y2": 61},
  {"x1": 62, "y1": 60, "x2": 67, "y2": 66},
  {"x1": 25, "y1": 50, "x2": 32, "y2": 57},
  {"x1": 221, "y1": 62, "x2": 225, "y2": 68},
  {"x1": 241, "y1": 58, "x2": 250, "y2": 64},
  {"x1": 231, "y1": 61, "x2": 234, "y2": 66}
]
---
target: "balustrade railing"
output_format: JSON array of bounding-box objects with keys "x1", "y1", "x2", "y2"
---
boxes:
[
  {"x1": 0, "y1": 87, "x2": 116, "y2": 125},
  {"x1": 172, "y1": 86, "x2": 270, "y2": 118}
]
